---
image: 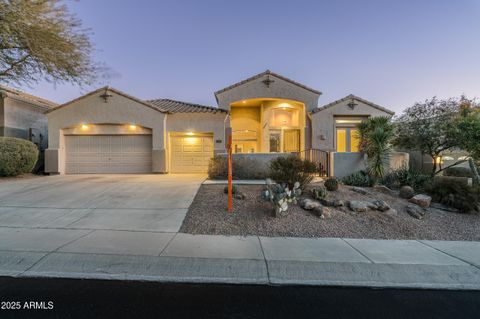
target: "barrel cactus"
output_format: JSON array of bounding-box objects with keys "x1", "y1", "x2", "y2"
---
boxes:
[
  {"x1": 311, "y1": 186, "x2": 327, "y2": 200},
  {"x1": 262, "y1": 179, "x2": 301, "y2": 217},
  {"x1": 324, "y1": 177, "x2": 339, "y2": 191}
]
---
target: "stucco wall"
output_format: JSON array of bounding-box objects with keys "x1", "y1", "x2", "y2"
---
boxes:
[
  {"x1": 1, "y1": 97, "x2": 48, "y2": 149},
  {"x1": 45, "y1": 90, "x2": 167, "y2": 174},
  {"x1": 216, "y1": 74, "x2": 320, "y2": 112},
  {"x1": 311, "y1": 99, "x2": 393, "y2": 151},
  {"x1": 166, "y1": 112, "x2": 227, "y2": 153},
  {"x1": 331, "y1": 151, "x2": 410, "y2": 179}
]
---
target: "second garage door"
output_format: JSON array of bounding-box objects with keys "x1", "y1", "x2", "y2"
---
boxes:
[
  {"x1": 65, "y1": 135, "x2": 152, "y2": 174},
  {"x1": 170, "y1": 135, "x2": 213, "y2": 173}
]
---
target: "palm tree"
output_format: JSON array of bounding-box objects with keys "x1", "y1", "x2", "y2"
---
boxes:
[{"x1": 357, "y1": 116, "x2": 395, "y2": 181}]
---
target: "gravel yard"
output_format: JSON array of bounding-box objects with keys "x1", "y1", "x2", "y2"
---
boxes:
[{"x1": 180, "y1": 183, "x2": 480, "y2": 240}]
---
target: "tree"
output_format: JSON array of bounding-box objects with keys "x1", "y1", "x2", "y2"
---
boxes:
[
  {"x1": 0, "y1": 0, "x2": 101, "y2": 86},
  {"x1": 357, "y1": 116, "x2": 395, "y2": 180},
  {"x1": 393, "y1": 96, "x2": 480, "y2": 176}
]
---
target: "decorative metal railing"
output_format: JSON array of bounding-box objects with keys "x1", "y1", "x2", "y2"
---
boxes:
[{"x1": 294, "y1": 149, "x2": 330, "y2": 177}]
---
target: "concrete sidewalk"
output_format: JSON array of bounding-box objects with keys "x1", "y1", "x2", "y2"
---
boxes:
[{"x1": 1, "y1": 229, "x2": 479, "y2": 290}]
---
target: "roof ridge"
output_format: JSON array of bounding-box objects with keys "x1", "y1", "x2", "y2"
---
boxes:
[
  {"x1": 214, "y1": 70, "x2": 321, "y2": 96},
  {"x1": 313, "y1": 94, "x2": 395, "y2": 115}
]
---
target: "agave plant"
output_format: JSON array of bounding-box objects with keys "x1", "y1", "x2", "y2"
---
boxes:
[{"x1": 357, "y1": 116, "x2": 395, "y2": 181}]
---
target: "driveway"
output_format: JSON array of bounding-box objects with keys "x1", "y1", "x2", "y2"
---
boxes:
[{"x1": 0, "y1": 174, "x2": 205, "y2": 233}]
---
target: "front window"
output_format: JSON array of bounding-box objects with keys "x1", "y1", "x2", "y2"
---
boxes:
[
  {"x1": 335, "y1": 117, "x2": 363, "y2": 152},
  {"x1": 269, "y1": 132, "x2": 281, "y2": 152}
]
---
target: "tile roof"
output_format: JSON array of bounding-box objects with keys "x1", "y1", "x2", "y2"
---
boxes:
[
  {"x1": 312, "y1": 94, "x2": 395, "y2": 115},
  {"x1": 148, "y1": 98, "x2": 227, "y2": 114},
  {"x1": 0, "y1": 85, "x2": 58, "y2": 110},
  {"x1": 214, "y1": 70, "x2": 322, "y2": 96}
]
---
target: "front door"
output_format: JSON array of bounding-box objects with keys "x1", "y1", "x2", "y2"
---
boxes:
[{"x1": 284, "y1": 129, "x2": 300, "y2": 152}]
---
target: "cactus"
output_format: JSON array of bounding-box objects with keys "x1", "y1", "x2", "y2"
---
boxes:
[
  {"x1": 224, "y1": 185, "x2": 238, "y2": 194},
  {"x1": 262, "y1": 179, "x2": 301, "y2": 216},
  {"x1": 311, "y1": 186, "x2": 327, "y2": 200},
  {"x1": 324, "y1": 177, "x2": 339, "y2": 191}
]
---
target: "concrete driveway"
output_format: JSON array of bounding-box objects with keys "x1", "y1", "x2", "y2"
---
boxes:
[{"x1": 0, "y1": 174, "x2": 205, "y2": 233}]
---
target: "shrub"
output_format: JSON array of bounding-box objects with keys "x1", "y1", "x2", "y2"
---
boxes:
[
  {"x1": 324, "y1": 177, "x2": 339, "y2": 191},
  {"x1": 342, "y1": 170, "x2": 374, "y2": 187},
  {"x1": 208, "y1": 156, "x2": 268, "y2": 180},
  {"x1": 311, "y1": 186, "x2": 327, "y2": 200},
  {"x1": 443, "y1": 166, "x2": 474, "y2": 178},
  {"x1": 426, "y1": 179, "x2": 479, "y2": 213},
  {"x1": 0, "y1": 137, "x2": 38, "y2": 177},
  {"x1": 261, "y1": 179, "x2": 301, "y2": 217},
  {"x1": 381, "y1": 166, "x2": 431, "y2": 192},
  {"x1": 223, "y1": 185, "x2": 238, "y2": 194},
  {"x1": 268, "y1": 155, "x2": 316, "y2": 190}
]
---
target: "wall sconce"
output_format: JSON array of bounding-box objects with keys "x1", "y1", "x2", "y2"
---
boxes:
[
  {"x1": 81, "y1": 124, "x2": 89, "y2": 130},
  {"x1": 347, "y1": 97, "x2": 358, "y2": 110},
  {"x1": 129, "y1": 124, "x2": 137, "y2": 130}
]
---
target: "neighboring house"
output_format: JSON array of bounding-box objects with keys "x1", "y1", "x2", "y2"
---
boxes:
[
  {"x1": 44, "y1": 70, "x2": 396, "y2": 175},
  {"x1": 0, "y1": 85, "x2": 57, "y2": 150}
]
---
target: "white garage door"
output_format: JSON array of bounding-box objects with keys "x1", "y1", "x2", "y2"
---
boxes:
[
  {"x1": 65, "y1": 135, "x2": 152, "y2": 174},
  {"x1": 170, "y1": 135, "x2": 213, "y2": 173}
]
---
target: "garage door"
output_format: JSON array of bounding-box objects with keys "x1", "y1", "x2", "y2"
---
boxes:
[
  {"x1": 170, "y1": 135, "x2": 213, "y2": 173},
  {"x1": 65, "y1": 135, "x2": 152, "y2": 174}
]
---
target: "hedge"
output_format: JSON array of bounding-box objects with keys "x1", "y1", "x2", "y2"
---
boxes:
[{"x1": 0, "y1": 137, "x2": 39, "y2": 177}]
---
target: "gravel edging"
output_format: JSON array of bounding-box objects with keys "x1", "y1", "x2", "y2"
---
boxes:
[{"x1": 180, "y1": 184, "x2": 480, "y2": 241}]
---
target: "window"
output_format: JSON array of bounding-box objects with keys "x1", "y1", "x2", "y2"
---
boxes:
[
  {"x1": 336, "y1": 128, "x2": 360, "y2": 152},
  {"x1": 269, "y1": 132, "x2": 281, "y2": 152}
]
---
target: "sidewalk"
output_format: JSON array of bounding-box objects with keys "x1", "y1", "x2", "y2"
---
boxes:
[{"x1": 1, "y1": 229, "x2": 479, "y2": 290}]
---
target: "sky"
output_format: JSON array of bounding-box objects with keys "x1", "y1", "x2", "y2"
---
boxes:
[{"x1": 21, "y1": 0, "x2": 480, "y2": 114}]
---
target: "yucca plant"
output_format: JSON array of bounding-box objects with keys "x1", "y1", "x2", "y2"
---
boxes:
[{"x1": 357, "y1": 117, "x2": 395, "y2": 181}]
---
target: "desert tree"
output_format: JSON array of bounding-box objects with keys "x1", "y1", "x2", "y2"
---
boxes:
[{"x1": 0, "y1": 0, "x2": 103, "y2": 86}]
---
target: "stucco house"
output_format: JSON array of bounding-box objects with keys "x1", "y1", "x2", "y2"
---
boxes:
[
  {"x1": 44, "y1": 70, "x2": 396, "y2": 175},
  {"x1": 0, "y1": 85, "x2": 57, "y2": 150}
]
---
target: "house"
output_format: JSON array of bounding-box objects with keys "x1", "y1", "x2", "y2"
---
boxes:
[
  {"x1": 0, "y1": 85, "x2": 57, "y2": 149},
  {"x1": 44, "y1": 70, "x2": 397, "y2": 175}
]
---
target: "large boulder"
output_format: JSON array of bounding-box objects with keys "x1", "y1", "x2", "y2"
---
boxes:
[
  {"x1": 348, "y1": 200, "x2": 370, "y2": 212},
  {"x1": 300, "y1": 198, "x2": 321, "y2": 210},
  {"x1": 399, "y1": 186, "x2": 415, "y2": 199},
  {"x1": 409, "y1": 194, "x2": 432, "y2": 208},
  {"x1": 320, "y1": 199, "x2": 345, "y2": 207},
  {"x1": 406, "y1": 205, "x2": 427, "y2": 219}
]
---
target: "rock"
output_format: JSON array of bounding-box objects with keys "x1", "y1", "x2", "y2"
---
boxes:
[
  {"x1": 430, "y1": 202, "x2": 459, "y2": 213},
  {"x1": 399, "y1": 186, "x2": 415, "y2": 199},
  {"x1": 385, "y1": 208, "x2": 398, "y2": 216},
  {"x1": 322, "y1": 207, "x2": 332, "y2": 218},
  {"x1": 409, "y1": 194, "x2": 432, "y2": 208},
  {"x1": 406, "y1": 205, "x2": 427, "y2": 219},
  {"x1": 320, "y1": 199, "x2": 345, "y2": 207},
  {"x1": 370, "y1": 199, "x2": 390, "y2": 212},
  {"x1": 348, "y1": 200, "x2": 370, "y2": 212},
  {"x1": 300, "y1": 198, "x2": 321, "y2": 210},
  {"x1": 312, "y1": 205, "x2": 323, "y2": 216},
  {"x1": 373, "y1": 185, "x2": 396, "y2": 195},
  {"x1": 351, "y1": 187, "x2": 369, "y2": 195},
  {"x1": 234, "y1": 192, "x2": 246, "y2": 200}
]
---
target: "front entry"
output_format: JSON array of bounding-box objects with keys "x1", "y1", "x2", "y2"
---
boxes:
[{"x1": 283, "y1": 129, "x2": 300, "y2": 152}]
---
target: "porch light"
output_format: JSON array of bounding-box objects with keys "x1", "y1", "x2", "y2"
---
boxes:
[
  {"x1": 81, "y1": 124, "x2": 89, "y2": 130},
  {"x1": 129, "y1": 124, "x2": 137, "y2": 130}
]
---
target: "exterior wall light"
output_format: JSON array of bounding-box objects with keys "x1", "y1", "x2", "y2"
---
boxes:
[
  {"x1": 186, "y1": 132, "x2": 194, "y2": 136},
  {"x1": 129, "y1": 124, "x2": 137, "y2": 130},
  {"x1": 81, "y1": 124, "x2": 89, "y2": 130}
]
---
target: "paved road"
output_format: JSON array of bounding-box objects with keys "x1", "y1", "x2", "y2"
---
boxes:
[{"x1": 0, "y1": 277, "x2": 479, "y2": 319}]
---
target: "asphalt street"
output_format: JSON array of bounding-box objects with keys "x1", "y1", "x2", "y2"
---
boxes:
[{"x1": 0, "y1": 277, "x2": 479, "y2": 319}]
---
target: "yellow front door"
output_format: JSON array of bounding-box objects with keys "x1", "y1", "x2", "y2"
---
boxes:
[{"x1": 284, "y1": 129, "x2": 300, "y2": 152}]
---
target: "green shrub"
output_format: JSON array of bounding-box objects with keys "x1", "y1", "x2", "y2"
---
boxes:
[
  {"x1": 0, "y1": 137, "x2": 38, "y2": 177},
  {"x1": 342, "y1": 170, "x2": 374, "y2": 187},
  {"x1": 208, "y1": 156, "x2": 268, "y2": 180},
  {"x1": 223, "y1": 185, "x2": 238, "y2": 194},
  {"x1": 311, "y1": 186, "x2": 327, "y2": 200},
  {"x1": 268, "y1": 155, "x2": 316, "y2": 190},
  {"x1": 381, "y1": 166, "x2": 431, "y2": 192},
  {"x1": 426, "y1": 179, "x2": 479, "y2": 213},
  {"x1": 443, "y1": 166, "x2": 474, "y2": 178},
  {"x1": 324, "y1": 177, "x2": 339, "y2": 191}
]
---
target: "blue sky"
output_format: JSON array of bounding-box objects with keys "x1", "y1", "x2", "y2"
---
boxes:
[{"x1": 28, "y1": 0, "x2": 480, "y2": 113}]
